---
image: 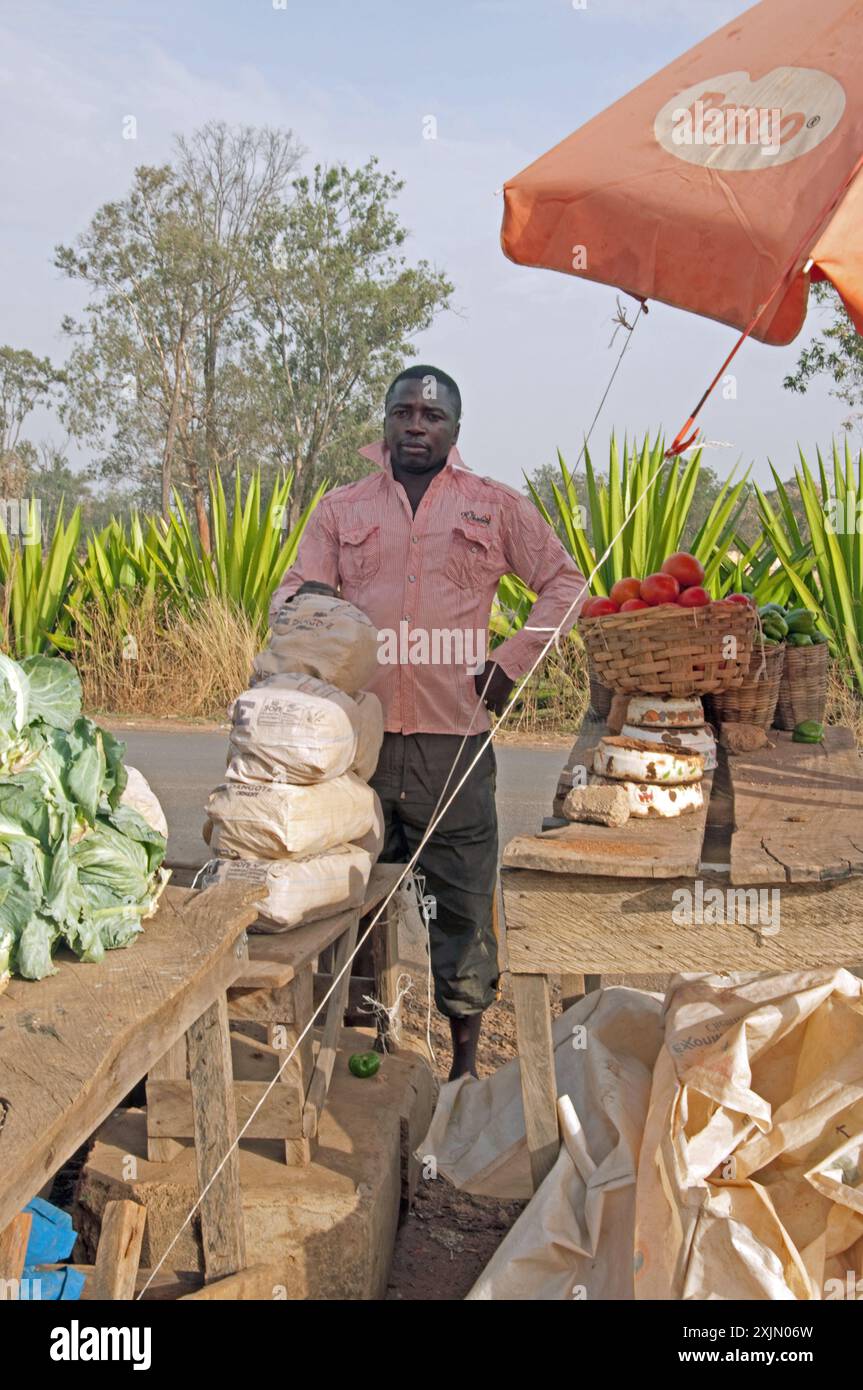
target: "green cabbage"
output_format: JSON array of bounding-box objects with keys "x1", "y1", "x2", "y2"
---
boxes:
[{"x1": 0, "y1": 654, "x2": 168, "y2": 981}]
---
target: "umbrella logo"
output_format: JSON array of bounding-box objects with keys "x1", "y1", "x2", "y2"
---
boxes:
[{"x1": 655, "y1": 67, "x2": 845, "y2": 170}]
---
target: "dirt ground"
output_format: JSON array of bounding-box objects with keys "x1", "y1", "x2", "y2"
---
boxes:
[{"x1": 384, "y1": 969, "x2": 564, "y2": 1301}]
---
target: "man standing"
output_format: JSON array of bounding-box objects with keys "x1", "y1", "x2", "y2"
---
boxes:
[{"x1": 270, "y1": 366, "x2": 585, "y2": 1079}]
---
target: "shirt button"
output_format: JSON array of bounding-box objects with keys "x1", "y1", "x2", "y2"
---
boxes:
[
  {"x1": 408, "y1": 575, "x2": 416, "y2": 583},
  {"x1": 399, "y1": 792, "x2": 406, "y2": 800}
]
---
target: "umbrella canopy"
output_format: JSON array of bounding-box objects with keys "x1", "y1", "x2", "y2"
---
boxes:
[{"x1": 502, "y1": 0, "x2": 863, "y2": 345}]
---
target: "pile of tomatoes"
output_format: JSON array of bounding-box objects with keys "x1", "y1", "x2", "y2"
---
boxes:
[{"x1": 580, "y1": 553, "x2": 752, "y2": 618}]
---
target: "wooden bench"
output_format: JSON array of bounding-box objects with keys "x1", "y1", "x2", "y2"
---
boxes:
[
  {"x1": 0, "y1": 883, "x2": 262, "y2": 1290},
  {"x1": 501, "y1": 722, "x2": 863, "y2": 1191},
  {"x1": 146, "y1": 862, "x2": 404, "y2": 1167}
]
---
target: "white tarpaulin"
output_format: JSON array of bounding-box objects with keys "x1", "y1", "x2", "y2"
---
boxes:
[{"x1": 420, "y1": 969, "x2": 863, "y2": 1300}]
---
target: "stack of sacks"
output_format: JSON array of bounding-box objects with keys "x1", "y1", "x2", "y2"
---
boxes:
[{"x1": 201, "y1": 595, "x2": 385, "y2": 932}]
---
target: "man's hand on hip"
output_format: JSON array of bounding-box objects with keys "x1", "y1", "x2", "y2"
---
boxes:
[{"x1": 474, "y1": 661, "x2": 515, "y2": 715}]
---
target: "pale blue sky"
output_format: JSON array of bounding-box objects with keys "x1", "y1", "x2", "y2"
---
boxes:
[{"x1": 1, "y1": 0, "x2": 849, "y2": 490}]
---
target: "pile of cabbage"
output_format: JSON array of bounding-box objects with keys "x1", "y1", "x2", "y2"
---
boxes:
[{"x1": 0, "y1": 653, "x2": 168, "y2": 985}]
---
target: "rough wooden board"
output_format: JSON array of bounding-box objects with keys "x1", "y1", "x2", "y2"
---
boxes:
[
  {"x1": 178, "y1": 1262, "x2": 284, "y2": 1300},
  {"x1": 186, "y1": 992, "x2": 247, "y2": 1281},
  {"x1": 501, "y1": 867, "x2": 863, "y2": 975},
  {"x1": 511, "y1": 974, "x2": 559, "y2": 1191},
  {"x1": 89, "y1": 1199, "x2": 147, "y2": 1301},
  {"x1": 0, "y1": 882, "x2": 260, "y2": 1235},
  {"x1": 238, "y1": 863, "x2": 405, "y2": 989},
  {"x1": 504, "y1": 773, "x2": 713, "y2": 880},
  {"x1": 0, "y1": 1211, "x2": 32, "y2": 1282},
  {"x1": 728, "y1": 727, "x2": 863, "y2": 885},
  {"x1": 146, "y1": 1078, "x2": 302, "y2": 1138},
  {"x1": 147, "y1": 1034, "x2": 187, "y2": 1162},
  {"x1": 303, "y1": 913, "x2": 360, "y2": 1138}
]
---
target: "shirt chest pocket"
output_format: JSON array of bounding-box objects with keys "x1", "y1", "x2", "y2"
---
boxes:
[
  {"x1": 445, "y1": 522, "x2": 502, "y2": 591},
  {"x1": 339, "y1": 523, "x2": 381, "y2": 586}
]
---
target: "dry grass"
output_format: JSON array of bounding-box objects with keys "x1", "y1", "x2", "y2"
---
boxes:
[
  {"x1": 502, "y1": 639, "x2": 589, "y2": 736},
  {"x1": 825, "y1": 662, "x2": 863, "y2": 748},
  {"x1": 76, "y1": 594, "x2": 260, "y2": 720}
]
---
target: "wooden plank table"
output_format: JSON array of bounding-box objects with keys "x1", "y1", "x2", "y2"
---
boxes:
[
  {"x1": 148, "y1": 862, "x2": 404, "y2": 1167},
  {"x1": 501, "y1": 720, "x2": 863, "y2": 1191},
  {"x1": 0, "y1": 882, "x2": 262, "y2": 1285}
]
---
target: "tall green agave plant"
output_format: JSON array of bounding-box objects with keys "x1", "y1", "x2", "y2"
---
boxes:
[
  {"x1": 755, "y1": 441, "x2": 863, "y2": 690},
  {"x1": 141, "y1": 469, "x2": 327, "y2": 637},
  {"x1": 1, "y1": 470, "x2": 324, "y2": 657},
  {"x1": 525, "y1": 435, "x2": 751, "y2": 597},
  {"x1": 0, "y1": 500, "x2": 81, "y2": 656}
]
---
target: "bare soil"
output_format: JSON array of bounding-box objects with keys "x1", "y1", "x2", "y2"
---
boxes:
[{"x1": 384, "y1": 970, "x2": 565, "y2": 1301}]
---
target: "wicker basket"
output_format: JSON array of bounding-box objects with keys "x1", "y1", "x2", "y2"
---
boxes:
[
  {"x1": 578, "y1": 601, "x2": 756, "y2": 697},
  {"x1": 588, "y1": 663, "x2": 613, "y2": 719},
  {"x1": 774, "y1": 642, "x2": 828, "y2": 729},
  {"x1": 712, "y1": 641, "x2": 786, "y2": 729}
]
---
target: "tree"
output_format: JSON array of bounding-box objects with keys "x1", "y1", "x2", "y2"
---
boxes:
[
  {"x1": 246, "y1": 160, "x2": 454, "y2": 523},
  {"x1": 56, "y1": 164, "x2": 206, "y2": 527},
  {"x1": 55, "y1": 124, "x2": 301, "y2": 548},
  {"x1": 173, "y1": 122, "x2": 303, "y2": 487},
  {"x1": 0, "y1": 347, "x2": 61, "y2": 495},
  {"x1": 784, "y1": 283, "x2": 863, "y2": 436}
]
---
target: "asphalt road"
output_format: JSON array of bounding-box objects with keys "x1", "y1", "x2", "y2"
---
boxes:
[{"x1": 116, "y1": 728, "x2": 567, "y2": 867}]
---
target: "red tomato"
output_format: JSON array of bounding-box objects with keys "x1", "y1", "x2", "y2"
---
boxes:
[
  {"x1": 661, "y1": 552, "x2": 705, "y2": 589},
  {"x1": 581, "y1": 596, "x2": 620, "y2": 618},
  {"x1": 609, "y1": 577, "x2": 642, "y2": 606},
  {"x1": 640, "y1": 572, "x2": 680, "y2": 606},
  {"x1": 723, "y1": 592, "x2": 752, "y2": 605},
  {"x1": 677, "y1": 586, "x2": 711, "y2": 608},
  {"x1": 619, "y1": 598, "x2": 650, "y2": 611}
]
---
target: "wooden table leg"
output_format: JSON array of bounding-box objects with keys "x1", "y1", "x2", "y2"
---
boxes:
[
  {"x1": 303, "y1": 912, "x2": 359, "y2": 1139},
  {"x1": 272, "y1": 967, "x2": 316, "y2": 1166},
  {"x1": 186, "y1": 994, "x2": 246, "y2": 1282},
  {"x1": 370, "y1": 895, "x2": 400, "y2": 1050},
  {"x1": 146, "y1": 1035, "x2": 187, "y2": 1161},
  {"x1": 560, "y1": 974, "x2": 585, "y2": 1011},
  {"x1": 511, "y1": 973, "x2": 560, "y2": 1192}
]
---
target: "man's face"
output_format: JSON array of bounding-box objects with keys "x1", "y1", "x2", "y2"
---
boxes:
[{"x1": 384, "y1": 378, "x2": 460, "y2": 471}]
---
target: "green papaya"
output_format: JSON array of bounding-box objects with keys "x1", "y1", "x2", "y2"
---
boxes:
[
  {"x1": 792, "y1": 720, "x2": 824, "y2": 744},
  {"x1": 810, "y1": 630, "x2": 829, "y2": 645},
  {"x1": 788, "y1": 632, "x2": 813, "y2": 647},
  {"x1": 759, "y1": 603, "x2": 787, "y2": 618},
  {"x1": 762, "y1": 615, "x2": 788, "y2": 638},
  {"x1": 785, "y1": 608, "x2": 817, "y2": 635}
]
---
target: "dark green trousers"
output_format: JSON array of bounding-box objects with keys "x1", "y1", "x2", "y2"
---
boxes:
[{"x1": 369, "y1": 732, "x2": 499, "y2": 1020}]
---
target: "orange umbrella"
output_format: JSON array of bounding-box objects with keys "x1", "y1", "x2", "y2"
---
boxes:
[{"x1": 502, "y1": 0, "x2": 863, "y2": 351}]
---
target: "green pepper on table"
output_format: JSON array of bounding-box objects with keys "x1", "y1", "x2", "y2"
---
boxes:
[{"x1": 348, "y1": 1051, "x2": 382, "y2": 1079}]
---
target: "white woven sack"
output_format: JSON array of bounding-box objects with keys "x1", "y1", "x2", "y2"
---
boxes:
[
  {"x1": 259, "y1": 593, "x2": 379, "y2": 694},
  {"x1": 351, "y1": 788, "x2": 384, "y2": 859},
  {"x1": 121, "y1": 765, "x2": 169, "y2": 839},
  {"x1": 351, "y1": 690, "x2": 384, "y2": 781},
  {"x1": 200, "y1": 845, "x2": 373, "y2": 933},
  {"x1": 204, "y1": 772, "x2": 375, "y2": 859},
  {"x1": 226, "y1": 673, "x2": 359, "y2": 784}
]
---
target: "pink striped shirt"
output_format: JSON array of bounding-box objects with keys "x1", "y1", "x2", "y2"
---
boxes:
[{"x1": 270, "y1": 441, "x2": 586, "y2": 735}]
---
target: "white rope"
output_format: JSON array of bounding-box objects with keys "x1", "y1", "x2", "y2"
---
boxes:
[
  {"x1": 137, "y1": 301, "x2": 654, "y2": 1297},
  {"x1": 359, "y1": 972, "x2": 414, "y2": 1047}
]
